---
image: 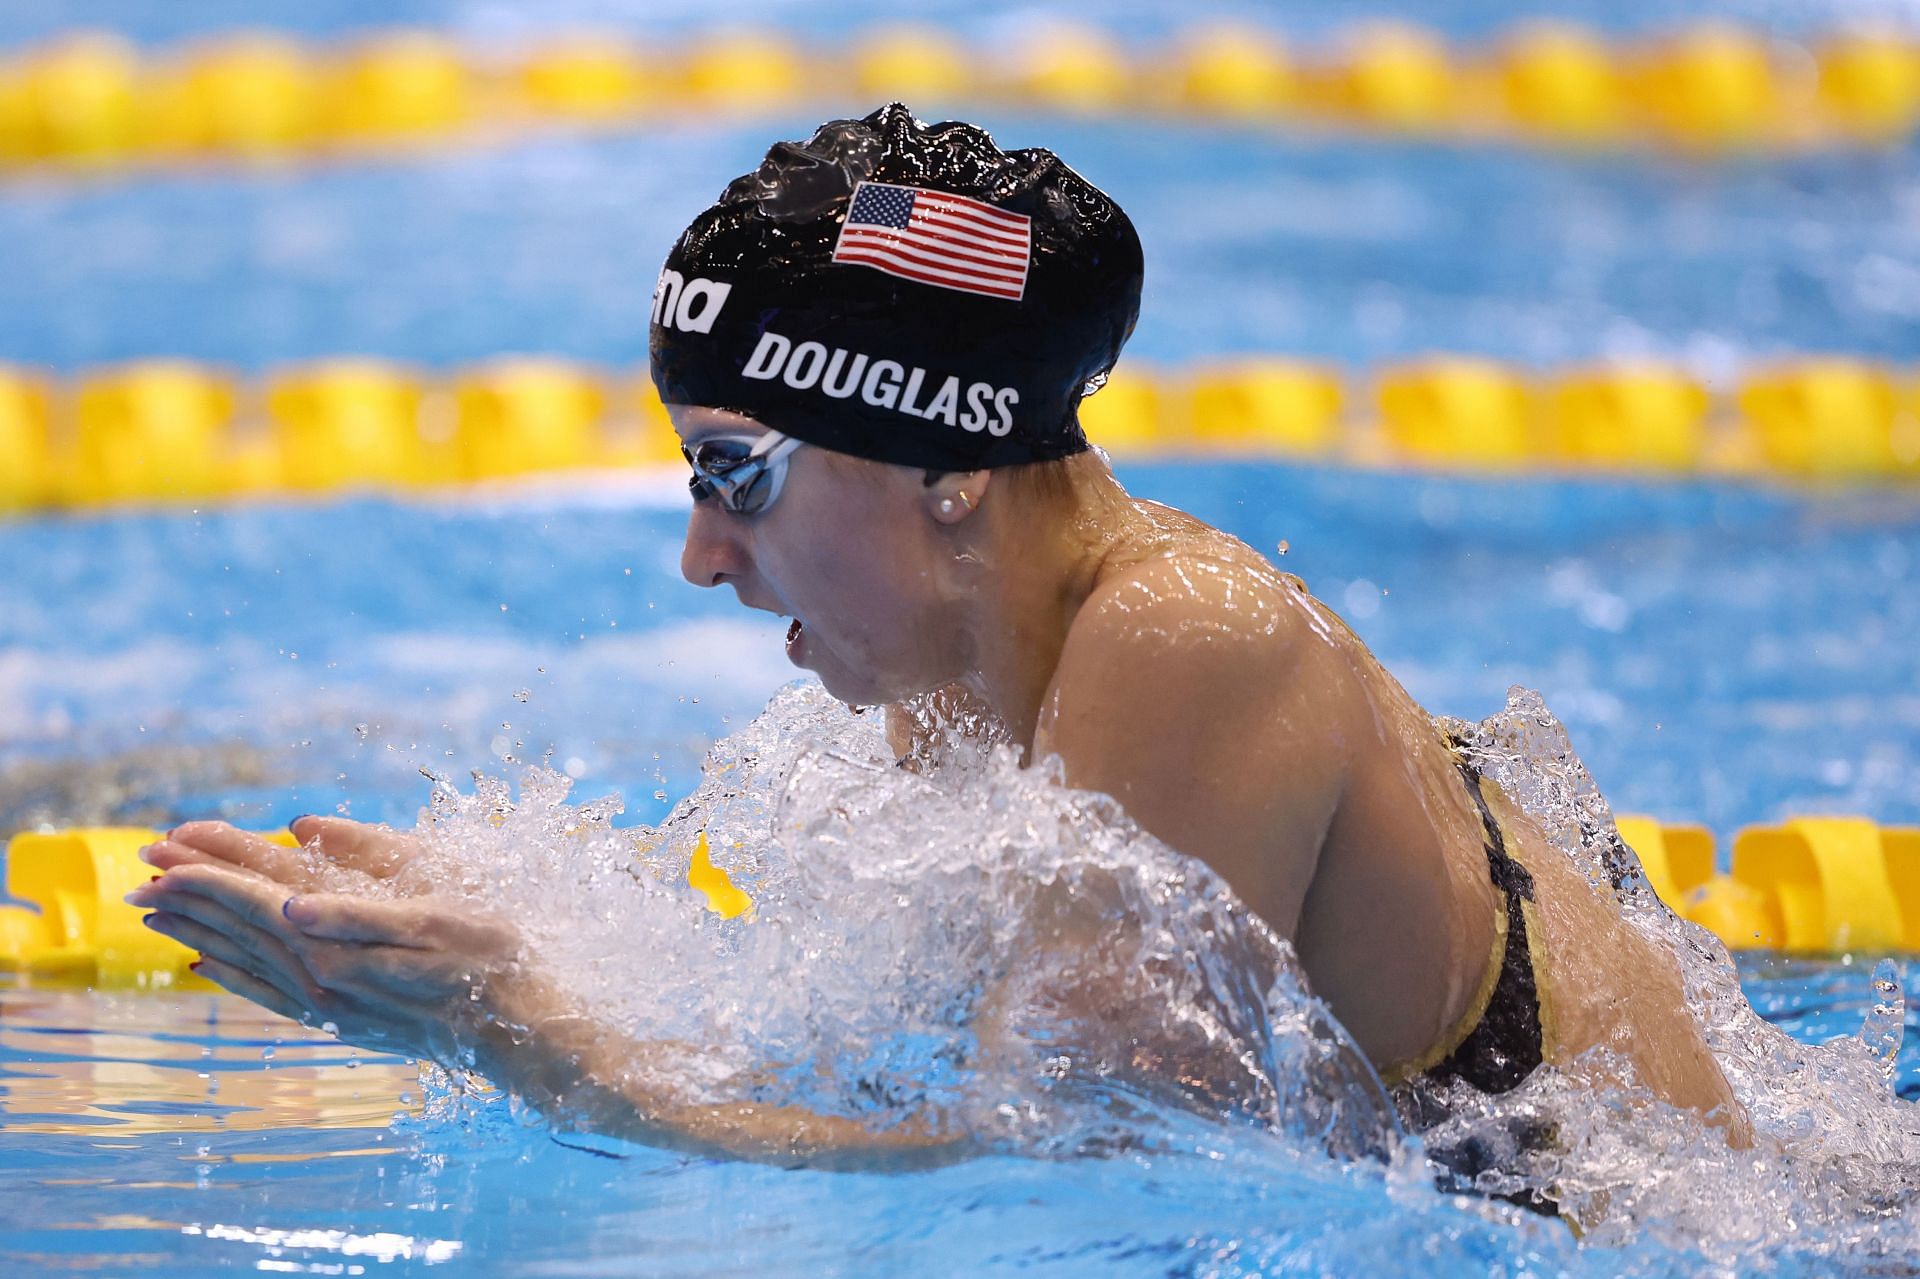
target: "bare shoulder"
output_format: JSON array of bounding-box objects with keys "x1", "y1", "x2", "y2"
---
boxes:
[
  {"x1": 1058, "y1": 535, "x2": 1350, "y2": 686},
  {"x1": 1041, "y1": 534, "x2": 1370, "y2": 786},
  {"x1": 1037, "y1": 534, "x2": 1363, "y2": 937}
]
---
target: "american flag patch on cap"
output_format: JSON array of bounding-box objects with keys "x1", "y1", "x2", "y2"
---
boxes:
[{"x1": 831, "y1": 181, "x2": 1031, "y2": 301}]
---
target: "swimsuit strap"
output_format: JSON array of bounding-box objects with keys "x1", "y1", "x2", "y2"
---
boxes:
[{"x1": 1445, "y1": 733, "x2": 1535, "y2": 906}]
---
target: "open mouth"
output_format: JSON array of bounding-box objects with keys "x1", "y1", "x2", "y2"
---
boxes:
[{"x1": 784, "y1": 617, "x2": 805, "y2": 660}]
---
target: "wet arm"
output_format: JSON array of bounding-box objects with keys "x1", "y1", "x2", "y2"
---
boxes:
[
  {"x1": 469, "y1": 972, "x2": 979, "y2": 1168},
  {"x1": 132, "y1": 854, "x2": 976, "y2": 1169}
]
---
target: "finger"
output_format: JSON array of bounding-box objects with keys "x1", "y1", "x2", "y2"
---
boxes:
[
  {"x1": 289, "y1": 816, "x2": 422, "y2": 881},
  {"x1": 139, "y1": 839, "x2": 228, "y2": 873},
  {"x1": 141, "y1": 837, "x2": 284, "y2": 880},
  {"x1": 193, "y1": 956, "x2": 313, "y2": 1025},
  {"x1": 162, "y1": 821, "x2": 316, "y2": 886},
  {"x1": 129, "y1": 862, "x2": 299, "y2": 939},
  {"x1": 283, "y1": 893, "x2": 514, "y2": 955},
  {"x1": 143, "y1": 905, "x2": 324, "y2": 1006},
  {"x1": 146, "y1": 904, "x2": 445, "y2": 1024}
]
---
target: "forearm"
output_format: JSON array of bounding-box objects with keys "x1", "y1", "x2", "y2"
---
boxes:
[{"x1": 470, "y1": 972, "x2": 978, "y2": 1168}]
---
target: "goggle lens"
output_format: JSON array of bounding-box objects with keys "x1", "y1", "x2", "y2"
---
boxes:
[{"x1": 682, "y1": 433, "x2": 797, "y2": 516}]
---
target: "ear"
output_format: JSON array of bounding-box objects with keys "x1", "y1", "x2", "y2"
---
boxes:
[{"x1": 925, "y1": 470, "x2": 992, "y2": 526}]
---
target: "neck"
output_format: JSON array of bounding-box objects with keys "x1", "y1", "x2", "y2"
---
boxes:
[{"x1": 956, "y1": 464, "x2": 1140, "y2": 755}]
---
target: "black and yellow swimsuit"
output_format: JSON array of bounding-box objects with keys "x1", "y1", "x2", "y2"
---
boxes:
[
  {"x1": 1383, "y1": 734, "x2": 1549, "y2": 1096},
  {"x1": 1387, "y1": 733, "x2": 1561, "y2": 1214}
]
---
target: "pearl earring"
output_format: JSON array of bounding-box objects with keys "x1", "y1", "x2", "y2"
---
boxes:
[{"x1": 938, "y1": 497, "x2": 957, "y2": 515}]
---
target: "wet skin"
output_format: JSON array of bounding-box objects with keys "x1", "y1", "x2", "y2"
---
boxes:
[{"x1": 132, "y1": 406, "x2": 1749, "y2": 1157}]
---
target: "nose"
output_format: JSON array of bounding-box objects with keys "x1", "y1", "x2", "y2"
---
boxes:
[{"x1": 681, "y1": 501, "x2": 752, "y2": 589}]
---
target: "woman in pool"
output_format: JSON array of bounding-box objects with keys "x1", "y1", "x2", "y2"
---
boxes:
[{"x1": 130, "y1": 104, "x2": 1747, "y2": 1169}]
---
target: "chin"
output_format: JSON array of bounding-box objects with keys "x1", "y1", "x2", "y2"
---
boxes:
[
  {"x1": 814, "y1": 657, "x2": 930, "y2": 709},
  {"x1": 809, "y1": 658, "x2": 881, "y2": 706}
]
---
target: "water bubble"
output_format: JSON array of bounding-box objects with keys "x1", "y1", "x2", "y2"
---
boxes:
[
  {"x1": 1859, "y1": 959, "x2": 1905, "y2": 1081},
  {"x1": 354, "y1": 723, "x2": 370, "y2": 741},
  {"x1": 513, "y1": 689, "x2": 530, "y2": 703}
]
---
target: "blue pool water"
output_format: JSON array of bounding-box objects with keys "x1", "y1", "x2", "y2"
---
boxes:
[
  {"x1": 3, "y1": 953, "x2": 1919, "y2": 1277},
  {"x1": 6, "y1": 120, "x2": 1920, "y2": 373},
  {"x1": 3, "y1": 462, "x2": 1915, "y2": 837},
  {"x1": 7, "y1": 0, "x2": 1920, "y2": 1273}
]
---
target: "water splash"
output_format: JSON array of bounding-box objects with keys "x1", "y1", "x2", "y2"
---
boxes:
[
  {"x1": 1438, "y1": 687, "x2": 1920, "y2": 1258},
  {"x1": 369, "y1": 679, "x2": 1920, "y2": 1265},
  {"x1": 370, "y1": 682, "x2": 1397, "y2": 1164}
]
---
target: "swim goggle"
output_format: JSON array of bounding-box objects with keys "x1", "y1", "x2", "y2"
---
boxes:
[{"x1": 681, "y1": 430, "x2": 805, "y2": 516}]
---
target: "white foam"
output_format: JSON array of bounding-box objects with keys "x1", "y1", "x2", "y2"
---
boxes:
[{"x1": 375, "y1": 680, "x2": 1920, "y2": 1258}]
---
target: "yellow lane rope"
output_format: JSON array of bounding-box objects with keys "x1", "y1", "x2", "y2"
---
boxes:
[
  {"x1": 4, "y1": 819, "x2": 1915, "y2": 989},
  {"x1": 3, "y1": 20, "x2": 1920, "y2": 177},
  {"x1": 1, "y1": 353, "x2": 1915, "y2": 513}
]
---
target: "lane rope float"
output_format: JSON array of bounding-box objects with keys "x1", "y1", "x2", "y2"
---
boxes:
[
  {"x1": 2, "y1": 353, "x2": 1916, "y2": 516},
  {"x1": 3, "y1": 20, "x2": 1920, "y2": 181},
  {"x1": 3, "y1": 818, "x2": 1914, "y2": 988}
]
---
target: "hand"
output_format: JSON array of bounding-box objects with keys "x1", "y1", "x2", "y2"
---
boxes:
[
  {"x1": 130, "y1": 828, "x2": 972, "y2": 1163},
  {"x1": 140, "y1": 817, "x2": 427, "y2": 894},
  {"x1": 127, "y1": 850, "x2": 521, "y2": 1065}
]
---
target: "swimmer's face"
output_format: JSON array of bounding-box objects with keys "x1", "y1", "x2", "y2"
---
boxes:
[{"x1": 672, "y1": 407, "x2": 969, "y2": 705}]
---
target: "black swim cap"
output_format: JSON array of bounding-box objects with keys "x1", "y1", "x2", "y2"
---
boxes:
[{"x1": 649, "y1": 103, "x2": 1144, "y2": 471}]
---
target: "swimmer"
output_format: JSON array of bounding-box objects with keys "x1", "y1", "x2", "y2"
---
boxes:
[{"x1": 130, "y1": 104, "x2": 1748, "y2": 1173}]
